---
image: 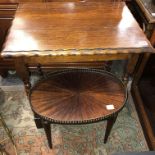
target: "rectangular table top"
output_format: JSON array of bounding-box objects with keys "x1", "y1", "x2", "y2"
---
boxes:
[{"x1": 1, "y1": 1, "x2": 153, "y2": 58}]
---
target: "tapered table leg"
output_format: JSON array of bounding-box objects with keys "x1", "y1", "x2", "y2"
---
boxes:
[
  {"x1": 104, "y1": 114, "x2": 118, "y2": 143},
  {"x1": 42, "y1": 120, "x2": 52, "y2": 149}
]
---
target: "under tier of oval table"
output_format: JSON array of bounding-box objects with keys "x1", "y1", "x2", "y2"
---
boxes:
[{"x1": 30, "y1": 69, "x2": 127, "y2": 124}]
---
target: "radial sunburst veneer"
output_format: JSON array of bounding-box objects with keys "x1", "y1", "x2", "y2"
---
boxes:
[{"x1": 29, "y1": 68, "x2": 127, "y2": 149}]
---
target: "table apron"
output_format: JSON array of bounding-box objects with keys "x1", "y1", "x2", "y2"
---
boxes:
[{"x1": 22, "y1": 54, "x2": 129, "y2": 65}]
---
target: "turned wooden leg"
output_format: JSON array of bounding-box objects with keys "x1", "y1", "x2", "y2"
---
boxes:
[
  {"x1": 34, "y1": 113, "x2": 43, "y2": 129},
  {"x1": 15, "y1": 57, "x2": 31, "y2": 95},
  {"x1": 104, "y1": 114, "x2": 118, "y2": 143},
  {"x1": 42, "y1": 120, "x2": 52, "y2": 149},
  {"x1": 124, "y1": 53, "x2": 140, "y2": 84}
]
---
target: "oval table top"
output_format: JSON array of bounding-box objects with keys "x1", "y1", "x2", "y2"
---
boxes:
[{"x1": 30, "y1": 69, "x2": 127, "y2": 124}]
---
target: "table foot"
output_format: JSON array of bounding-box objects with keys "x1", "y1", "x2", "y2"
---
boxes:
[
  {"x1": 104, "y1": 114, "x2": 118, "y2": 143},
  {"x1": 42, "y1": 120, "x2": 52, "y2": 149}
]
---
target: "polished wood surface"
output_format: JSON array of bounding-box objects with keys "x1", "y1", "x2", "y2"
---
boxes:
[
  {"x1": 0, "y1": 0, "x2": 42, "y2": 3},
  {"x1": 30, "y1": 69, "x2": 126, "y2": 123},
  {"x1": 1, "y1": 1, "x2": 152, "y2": 58},
  {"x1": 30, "y1": 69, "x2": 126, "y2": 148}
]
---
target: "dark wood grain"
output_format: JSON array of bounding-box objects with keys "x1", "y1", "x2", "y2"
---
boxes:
[{"x1": 30, "y1": 69, "x2": 126, "y2": 124}]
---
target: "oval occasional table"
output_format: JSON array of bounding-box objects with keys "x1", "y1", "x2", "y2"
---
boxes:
[{"x1": 29, "y1": 68, "x2": 127, "y2": 149}]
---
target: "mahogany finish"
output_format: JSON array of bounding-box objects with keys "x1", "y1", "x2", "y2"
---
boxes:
[
  {"x1": 30, "y1": 69, "x2": 126, "y2": 124},
  {"x1": 30, "y1": 68, "x2": 127, "y2": 148}
]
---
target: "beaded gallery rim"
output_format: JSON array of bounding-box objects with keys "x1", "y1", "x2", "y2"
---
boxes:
[{"x1": 29, "y1": 68, "x2": 127, "y2": 125}]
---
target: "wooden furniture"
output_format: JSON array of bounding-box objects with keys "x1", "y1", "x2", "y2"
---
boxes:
[
  {"x1": 0, "y1": 2, "x2": 17, "y2": 77},
  {"x1": 0, "y1": 0, "x2": 116, "y2": 77},
  {"x1": 0, "y1": 0, "x2": 51, "y2": 78},
  {"x1": 30, "y1": 68, "x2": 127, "y2": 148},
  {"x1": 0, "y1": 0, "x2": 153, "y2": 147},
  {"x1": 0, "y1": 1, "x2": 42, "y2": 77},
  {"x1": 1, "y1": 1, "x2": 153, "y2": 90},
  {"x1": 127, "y1": 0, "x2": 155, "y2": 38},
  {"x1": 130, "y1": 0, "x2": 155, "y2": 150}
]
